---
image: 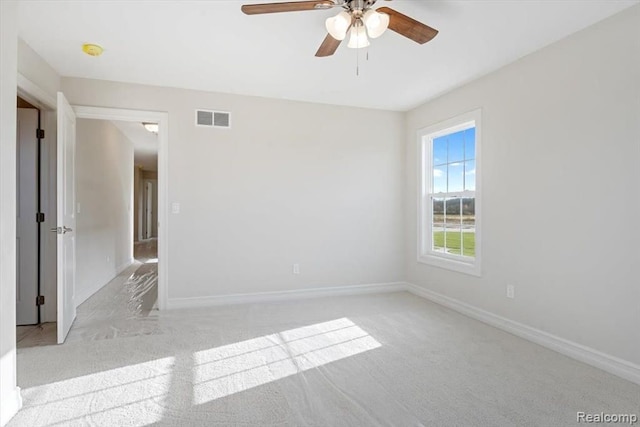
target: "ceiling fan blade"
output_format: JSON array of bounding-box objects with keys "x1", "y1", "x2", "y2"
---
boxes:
[
  {"x1": 315, "y1": 33, "x2": 342, "y2": 57},
  {"x1": 242, "y1": 1, "x2": 334, "y2": 15},
  {"x1": 376, "y1": 6, "x2": 438, "y2": 44}
]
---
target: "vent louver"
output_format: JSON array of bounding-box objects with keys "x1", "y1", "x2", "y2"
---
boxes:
[{"x1": 196, "y1": 109, "x2": 231, "y2": 129}]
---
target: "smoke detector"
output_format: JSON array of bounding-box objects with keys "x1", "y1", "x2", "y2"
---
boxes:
[{"x1": 82, "y1": 44, "x2": 104, "y2": 57}]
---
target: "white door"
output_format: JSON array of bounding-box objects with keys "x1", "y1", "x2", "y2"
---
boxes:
[
  {"x1": 145, "y1": 181, "x2": 153, "y2": 239},
  {"x1": 56, "y1": 92, "x2": 77, "y2": 344},
  {"x1": 16, "y1": 108, "x2": 39, "y2": 325}
]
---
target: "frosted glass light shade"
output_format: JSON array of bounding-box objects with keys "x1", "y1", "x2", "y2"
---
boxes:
[
  {"x1": 363, "y1": 9, "x2": 389, "y2": 39},
  {"x1": 347, "y1": 23, "x2": 370, "y2": 49},
  {"x1": 325, "y1": 11, "x2": 352, "y2": 41},
  {"x1": 143, "y1": 123, "x2": 159, "y2": 133}
]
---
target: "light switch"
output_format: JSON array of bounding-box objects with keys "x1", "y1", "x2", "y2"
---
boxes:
[{"x1": 171, "y1": 202, "x2": 180, "y2": 214}]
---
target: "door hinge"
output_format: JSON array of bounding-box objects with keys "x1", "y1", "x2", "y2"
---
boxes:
[
  {"x1": 37, "y1": 129, "x2": 45, "y2": 139},
  {"x1": 36, "y1": 295, "x2": 45, "y2": 306},
  {"x1": 36, "y1": 212, "x2": 45, "y2": 223}
]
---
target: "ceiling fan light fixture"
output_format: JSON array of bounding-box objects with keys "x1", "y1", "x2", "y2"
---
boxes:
[
  {"x1": 347, "y1": 21, "x2": 369, "y2": 49},
  {"x1": 325, "y1": 10, "x2": 351, "y2": 41},
  {"x1": 363, "y1": 9, "x2": 389, "y2": 39}
]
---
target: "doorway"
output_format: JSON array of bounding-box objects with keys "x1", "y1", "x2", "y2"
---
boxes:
[
  {"x1": 15, "y1": 95, "x2": 58, "y2": 347},
  {"x1": 16, "y1": 97, "x2": 41, "y2": 326},
  {"x1": 144, "y1": 180, "x2": 156, "y2": 240},
  {"x1": 74, "y1": 107, "x2": 168, "y2": 311},
  {"x1": 12, "y1": 87, "x2": 169, "y2": 350}
]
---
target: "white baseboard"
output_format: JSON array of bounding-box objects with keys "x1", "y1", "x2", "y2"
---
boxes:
[
  {"x1": 75, "y1": 259, "x2": 135, "y2": 307},
  {"x1": 167, "y1": 282, "x2": 406, "y2": 310},
  {"x1": 166, "y1": 279, "x2": 640, "y2": 385},
  {"x1": 0, "y1": 386, "x2": 22, "y2": 427},
  {"x1": 117, "y1": 258, "x2": 136, "y2": 275},
  {"x1": 405, "y1": 282, "x2": 640, "y2": 385}
]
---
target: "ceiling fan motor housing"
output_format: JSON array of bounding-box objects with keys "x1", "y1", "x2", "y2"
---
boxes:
[{"x1": 348, "y1": 0, "x2": 367, "y2": 15}]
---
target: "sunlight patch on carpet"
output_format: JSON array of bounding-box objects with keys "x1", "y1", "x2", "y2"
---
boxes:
[
  {"x1": 18, "y1": 357, "x2": 174, "y2": 426},
  {"x1": 193, "y1": 318, "x2": 381, "y2": 404}
]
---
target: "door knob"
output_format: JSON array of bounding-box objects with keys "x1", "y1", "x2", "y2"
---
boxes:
[{"x1": 50, "y1": 226, "x2": 73, "y2": 234}]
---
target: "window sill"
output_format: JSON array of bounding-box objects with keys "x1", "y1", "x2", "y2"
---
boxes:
[{"x1": 417, "y1": 253, "x2": 481, "y2": 277}]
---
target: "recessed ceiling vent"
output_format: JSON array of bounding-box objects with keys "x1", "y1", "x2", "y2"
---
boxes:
[{"x1": 196, "y1": 109, "x2": 231, "y2": 129}]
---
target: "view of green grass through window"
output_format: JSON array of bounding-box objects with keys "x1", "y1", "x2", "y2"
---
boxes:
[{"x1": 431, "y1": 127, "x2": 476, "y2": 258}]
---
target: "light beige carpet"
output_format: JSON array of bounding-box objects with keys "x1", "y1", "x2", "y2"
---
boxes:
[{"x1": 10, "y1": 287, "x2": 639, "y2": 426}]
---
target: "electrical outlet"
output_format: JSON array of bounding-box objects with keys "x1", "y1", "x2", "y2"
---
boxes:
[
  {"x1": 171, "y1": 202, "x2": 180, "y2": 214},
  {"x1": 293, "y1": 264, "x2": 300, "y2": 275},
  {"x1": 506, "y1": 284, "x2": 515, "y2": 299},
  {"x1": 107, "y1": 256, "x2": 111, "y2": 263}
]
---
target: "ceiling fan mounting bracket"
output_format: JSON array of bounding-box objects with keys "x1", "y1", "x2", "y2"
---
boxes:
[{"x1": 342, "y1": 0, "x2": 376, "y2": 14}]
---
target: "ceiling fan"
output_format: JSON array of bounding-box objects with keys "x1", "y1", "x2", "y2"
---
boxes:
[{"x1": 241, "y1": 0, "x2": 439, "y2": 57}]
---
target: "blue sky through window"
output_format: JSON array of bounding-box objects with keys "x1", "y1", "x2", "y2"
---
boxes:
[{"x1": 433, "y1": 128, "x2": 476, "y2": 193}]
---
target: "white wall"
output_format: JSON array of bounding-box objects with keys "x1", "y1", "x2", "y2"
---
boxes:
[
  {"x1": 17, "y1": 38, "x2": 61, "y2": 102},
  {"x1": 75, "y1": 119, "x2": 135, "y2": 305},
  {"x1": 0, "y1": 2, "x2": 21, "y2": 425},
  {"x1": 405, "y1": 6, "x2": 640, "y2": 366},
  {"x1": 61, "y1": 79, "x2": 406, "y2": 300}
]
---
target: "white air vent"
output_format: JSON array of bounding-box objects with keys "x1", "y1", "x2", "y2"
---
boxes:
[{"x1": 195, "y1": 109, "x2": 231, "y2": 129}]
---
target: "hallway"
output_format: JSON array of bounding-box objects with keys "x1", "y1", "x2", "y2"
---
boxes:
[{"x1": 65, "y1": 238, "x2": 158, "y2": 343}]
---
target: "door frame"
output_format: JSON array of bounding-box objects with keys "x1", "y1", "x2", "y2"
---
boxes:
[
  {"x1": 16, "y1": 77, "x2": 170, "y2": 312},
  {"x1": 73, "y1": 106, "x2": 169, "y2": 310},
  {"x1": 17, "y1": 73, "x2": 58, "y2": 323}
]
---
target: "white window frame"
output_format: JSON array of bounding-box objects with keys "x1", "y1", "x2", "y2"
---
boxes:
[{"x1": 417, "y1": 109, "x2": 482, "y2": 277}]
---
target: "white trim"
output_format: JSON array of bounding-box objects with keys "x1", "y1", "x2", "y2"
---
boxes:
[
  {"x1": 425, "y1": 119, "x2": 475, "y2": 141},
  {"x1": 16, "y1": 73, "x2": 56, "y2": 110},
  {"x1": 117, "y1": 258, "x2": 135, "y2": 274},
  {"x1": 405, "y1": 283, "x2": 640, "y2": 385},
  {"x1": 417, "y1": 109, "x2": 482, "y2": 277},
  {"x1": 167, "y1": 282, "x2": 406, "y2": 310},
  {"x1": 74, "y1": 258, "x2": 135, "y2": 306},
  {"x1": 72, "y1": 106, "x2": 169, "y2": 310},
  {"x1": 417, "y1": 254, "x2": 479, "y2": 276},
  {"x1": 0, "y1": 386, "x2": 22, "y2": 427}
]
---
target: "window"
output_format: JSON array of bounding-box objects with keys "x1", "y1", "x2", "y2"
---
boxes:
[{"x1": 418, "y1": 110, "x2": 481, "y2": 276}]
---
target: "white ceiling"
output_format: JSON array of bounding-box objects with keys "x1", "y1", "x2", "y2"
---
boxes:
[
  {"x1": 17, "y1": 0, "x2": 638, "y2": 111},
  {"x1": 111, "y1": 120, "x2": 158, "y2": 171}
]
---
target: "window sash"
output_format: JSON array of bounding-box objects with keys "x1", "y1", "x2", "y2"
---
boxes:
[
  {"x1": 425, "y1": 194, "x2": 476, "y2": 257},
  {"x1": 425, "y1": 139, "x2": 476, "y2": 261},
  {"x1": 427, "y1": 191, "x2": 475, "y2": 199}
]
